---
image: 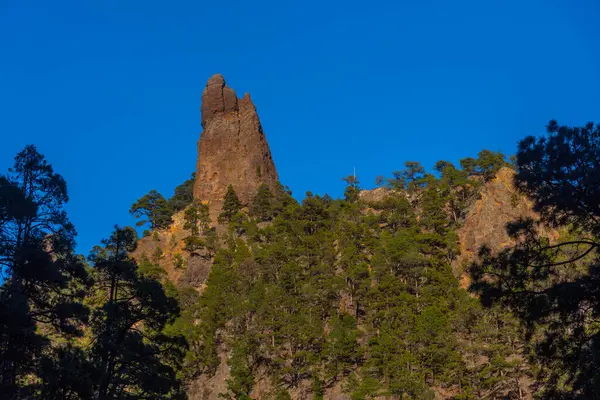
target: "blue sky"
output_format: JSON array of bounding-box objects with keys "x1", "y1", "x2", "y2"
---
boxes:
[{"x1": 1, "y1": 0, "x2": 599, "y2": 254}]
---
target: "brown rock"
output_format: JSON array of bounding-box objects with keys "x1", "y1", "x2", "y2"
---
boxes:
[
  {"x1": 200, "y1": 74, "x2": 238, "y2": 128},
  {"x1": 454, "y1": 167, "x2": 558, "y2": 286},
  {"x1": 358, "y1": 187, "x2": 390, "y2": 204},
  {"x1": 132, "y1": 211, "x2": 196, "y2": 286},
  {"x1": 193, "y1": 74, "x2": 278, "y2": 210}
]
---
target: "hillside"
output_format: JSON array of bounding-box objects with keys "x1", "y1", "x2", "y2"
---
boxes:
[
  {"x1": 4, "y1": 75, "x2": 596, "y2": 400},
  {"x1": 127, "y1": 75, "x2": 547, "y2": 400}
]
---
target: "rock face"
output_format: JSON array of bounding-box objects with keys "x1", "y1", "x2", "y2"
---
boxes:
[
  {"x1": 132, "y1": 211, "x2": 213, "y2": 288},
  {"x1": 193, "y1": 74, "x2": 279, "y2": 210},
  {"x1": 454, "y1": 167, "x2": 558, "y2": 286},
  {"x1": 358, "y1": 167, "x2": 558, "y2": 289}
]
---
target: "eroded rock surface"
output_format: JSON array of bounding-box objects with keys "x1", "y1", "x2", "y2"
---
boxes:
[
  {"x1": 454, "y1": 167, "x2": 558, "y2": 285},
  {"x1": 193, "y1": 74, "x2": 279, "y2": 210}
]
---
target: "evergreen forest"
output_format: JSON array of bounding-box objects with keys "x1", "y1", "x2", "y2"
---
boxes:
[{"x1": 1, "y1": 120, "x2": 600, "y2": 399}]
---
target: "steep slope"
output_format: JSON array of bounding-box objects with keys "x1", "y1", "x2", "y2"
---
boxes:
[
  {"x1": 134, "y1": 74, "x2": 280, "y2": 287},
  {"x1": 358, "y1": 168, "x2": 558, "y2": 286},
  {"x1": 133, "y1": 77, "x2": 545, "y2": 399},
  {"x1": 133, "y1": 210, "x2": 213, "y2": 287},
  {"x1": 454, "y1": 167, "x2": 558, "y2": 286}
]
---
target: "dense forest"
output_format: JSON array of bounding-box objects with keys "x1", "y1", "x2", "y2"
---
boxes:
[{"x1": 1, "y1": 120, "x2": 599, "y2": 399}]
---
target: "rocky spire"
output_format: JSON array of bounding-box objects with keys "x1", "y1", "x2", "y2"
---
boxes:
[
  {"x1": 200, "y1": 74, "x2": 238, "y2": 128},
  {"x1": 193, "y1": 74, "x2": 279, "y2": 209}
]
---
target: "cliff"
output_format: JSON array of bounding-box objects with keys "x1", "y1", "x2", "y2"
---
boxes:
[
  {"x1": 193, "y1": 74, "x2": 279, "y2": 210},
  {"x1": 454, "y1": 167, "x2": 558, "y2": 287},
  {"x1": 133, "y1": 77, "x2": 545, "y2": 399},
  {"x1": 134, "y1": 74, "x2": 280, "y2": 287}
]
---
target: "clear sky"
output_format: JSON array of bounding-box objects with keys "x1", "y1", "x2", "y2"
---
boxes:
[{"x1": 1, "y1": 0, "x2": 599, "y2": 254}]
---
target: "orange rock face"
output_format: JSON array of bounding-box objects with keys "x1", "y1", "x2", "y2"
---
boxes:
[
  {"x1": 193, "y1": 74, "x2": 279, "y2": 210},
  {"x1": 454, "y1": 167, "x2": 558, "y2": 286}
]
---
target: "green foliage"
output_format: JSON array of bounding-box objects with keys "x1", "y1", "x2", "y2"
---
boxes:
[
  {"x1": 162, "y1": 286, "x2": 203, "y2": 382},
  {"x1": 138, "y1": 253, "x2": 167, "y2": 281},
  {"x1": 342, "y1": 175, "x2": 360, "y2": 202},
  {"x1": 0, "y1": 147, "x2": 192, "y2": 399},
  {"x1": 184, "y1": 200, "x2": 211, "y2": 236},
  {"x1": 470, "y1": 120, "x2": 600, "y2": 398},
  {"x1": 345, "y1": 374, "x2": 381, "y2": 400},
  {"x1": 272, "y1": 389, "x2": 292, "y2": 400},
  {"x1": 223, "y1": 336, "x2": 256, "y2": 399},
  {"x1": 218, "y1": 185, "x2": 242, "y2": 224},
  {"x1": 387, "y1": 170, "x2": 405, "y2": 189},
  {"x1": 323, "y1": 313, "x2": 360, "y2": 379},
  {"x1": 204, "y1": 228, "x2": 219, "y2": 257},
  {"x1": 189, "y1": 158, "x2": 525, "y2": 398},
  {"x1": 250, "y1": 184, "x2": 275, "y2": 221},
  {"x1": 0, "y1": 143, "x2": 538, "y2": 399},
  {"x1": 168, "y1": 173, "x2": 195, "y2": 213},
  {"x1": 184, "y1": 200, "x2": 212, "y2": 253},
  {"x1": 0, "y1": 145, "x2": 90, "y2": 398},
  {"x1": 130, "y1": 189, "x2": 173, "y2": 230},
  {"x1": 88, "y1": 226, "x2": 187, "y2": 399},
  {"x1": 152, "y1": 246, "x2": 164, "y2": 264},
  {"x1": 173, "y1": 252, "x2": 185, "y2": 269},
  {"x1": 273, "y1": 182, "x2": 297, "y2": 211},
  {"x1": 170, "y1": 234, "x2": 178, "y2": 249},
  {"x1": 184, "y1": 235, "x2": 205, "y2": 253},
  {"x1": 131, "y1": 173, "x2": 195, "y2": 236},
  {"x1": 403, "y1": 161, "x2": 426, "y2": 191},
  {"x1": 434, "y1": 160, "x2": 480, "y2": 222},
  {"x1": 460, "y1": 149, "x2": 508, "y2": 181}
]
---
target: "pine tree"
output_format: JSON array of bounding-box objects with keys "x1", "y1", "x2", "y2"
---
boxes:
[
  {"x1": 323, "y1": 313, "x2": 360, "y2": 379},
  {"x1": 183, "y1": 200, "x2": 211, "y2": 253},
  {"x1": 0, "y1": 145, "x2": 89, "y2": 398},
  {"x1": 218, "y1": 185, "x2": 242, "y2": 224},
  {"x1": 204, "y1": 228, "x2": 219, "y2": 257},
  {"x1": 459, "y1": 150, "x2": 507, "y2": 181},
  {"x1": 167, "y1": 172, "x2": 195, "y2": 213},
  {"x1": 129, "y1": 189, "x2": 173, "y2": 230},
  {"x1": 88, "y1": 226, "x2": 187, "y2": 399},
  {"x1": 250, "y1": 184, "x2": 274, "y2": 221},
  {"x1": 434, "y1": 160, "x2": 479, "y2": 222},
  {"x1": 341, "y1": 175, "x2": 360, "y2": 203},
  {"x1": 470, "y1": 120, "x2": 600, "y2": 398},
  {"x1": 403, "y1": 161, "x2": 426, "y2": 192}
]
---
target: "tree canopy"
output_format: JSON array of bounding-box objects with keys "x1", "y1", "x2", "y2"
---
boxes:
[
  {"x1": 0, "y1": 145, "x2": 89, "y2": 398},
  {"x1": 470, "y1": 120, "x2": 600, "y2": 398},
  {"x1": 0, "y1": 146, "x2": 189, "y2": 399},
  {"x1": 4, "y1": 119, "x2": 597, "y2": 399},
  {"x1": 130, "y1": 189, "x2": 173, "y2": 230}
]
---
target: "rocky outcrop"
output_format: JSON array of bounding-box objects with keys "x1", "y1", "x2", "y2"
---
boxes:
[
  {"x1": 132, "y1": 211, "x2": 212, "y2": 288},
  {"x1": 193, "y1": 74, "x2": 279, "y2": 210},
  {"x1": 358, "y1": 187, "x2": 390, "y2": 204},
  {"x1": 454, "y1": 167, "x2": 558, "y2": 286},
  {"x1": 357, "y1": 168, "x2": 557, "y2": 288},
  {"x1": 134, "y1": 75, "x2": 279, "y2": 286}
]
